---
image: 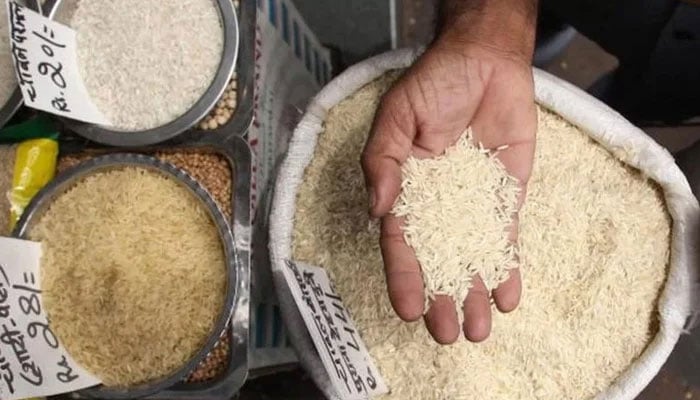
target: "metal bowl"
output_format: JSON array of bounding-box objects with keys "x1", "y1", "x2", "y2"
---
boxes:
[
  {"x1": 0, "y1": 85, "x2": 24, "y2": 128},
  {"x1": 0, "y1": 0, "x2": 42, "y2": 128},
  {"x1": 43, "y1": 0, "x2": 239, "y2": 147},
  {"x1": 12, "y1": 153, "x2": 238, "y2": 399}
]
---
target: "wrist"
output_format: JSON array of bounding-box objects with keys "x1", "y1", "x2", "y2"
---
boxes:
[{"x1": 437, "y1": 0, "x2": 538, "y2": 64}]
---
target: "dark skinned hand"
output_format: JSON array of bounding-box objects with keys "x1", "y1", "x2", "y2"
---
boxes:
[{"x1": 361, "y1": 0, "x2": 538, "y2": 344}]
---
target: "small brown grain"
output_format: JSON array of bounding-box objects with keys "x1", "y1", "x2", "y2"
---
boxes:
[
  {"x1": 57, "y1": 154, "x2": 91, "y2": 173},
  {"x1": 186, "y1": 329, "x2": 231, "y2": 382},
  {"x1": 155, "y1": 152, "x2": 233, "y2": 219}
]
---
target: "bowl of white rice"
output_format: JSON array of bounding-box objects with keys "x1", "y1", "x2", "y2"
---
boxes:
[
  {"x1": 13, "y1": 153, "x2": 239, "y2": 398},
  {"x1": 0, "y1": 0, "x2": 41, "y2": 128},
  {"x1": 44, "y1": 0, "x2": 239, "y2": 146}
]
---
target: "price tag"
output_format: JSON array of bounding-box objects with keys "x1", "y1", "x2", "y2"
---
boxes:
[
  {"x1": 5, "y1": 1, "x2": 109, "y2": 125},
  {"x1": 282, "y1": 260, "x2": 388, "y2": 400},
  {"x1": 0, "y1": 237, "x2": 101, "y2": 399}
]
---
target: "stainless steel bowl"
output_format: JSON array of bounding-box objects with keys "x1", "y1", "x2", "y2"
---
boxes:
[
  {"x1": 0, "y1": 86, "x2": 23, "y2": 129},
  {"x1": 0, "y1": 0, "x2": 42, "y2": 128},
  {"x1": 12, "y1": 153, "x2": 238, "y2": 399},
  {"x1": 43, "y1": 0, "x2": 239, "y2": 146}
]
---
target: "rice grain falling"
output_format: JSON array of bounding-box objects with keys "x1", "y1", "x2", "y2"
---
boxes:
[
  {"x1": 292, "y1": 73, "x2": 671, "y2": 400},
  {"x1": 67, "y1": 0, "x2": 224, "y2": 131},
  {"x1": 29, "y1": 167, "x2": 227, "y2": 386},
  {"x1": 393, "y1": 129, "x2": 520, "y2": 305}
]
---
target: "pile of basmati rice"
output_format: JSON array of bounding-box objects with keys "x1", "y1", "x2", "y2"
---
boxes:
[
  {"x1": 0, "y1": 1, "x2": 19, "y2": 109},
  {"x1": 62, "y1": 0, "x2": 224, "y2": 131},
  {"x1": 29, "y1": 167, "x2": 227, "y2": 386},
  {"x1": 393, "y1": 128, "x2": 520, "y2": 305},
  {"x1": 292, "y1": 73, "x2": 671, "y2": 399}
]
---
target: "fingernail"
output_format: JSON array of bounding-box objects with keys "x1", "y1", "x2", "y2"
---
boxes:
[{"x1": 368, "y1": 188, "x2": 376, "y2": 212}]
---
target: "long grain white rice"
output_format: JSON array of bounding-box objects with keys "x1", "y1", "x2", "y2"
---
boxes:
[
  {"x1": 65, "y1": 0, "x2": 223, "y2": 131},
  {"x1": 29, "y1": 167, "x2": 226, "y2": 386},
  {"x1": 292, "y1": 73, "x2": 670, "y2": 399},
  {"x1": 393, "y1": 128, "x2": 520, "y2": 305}
]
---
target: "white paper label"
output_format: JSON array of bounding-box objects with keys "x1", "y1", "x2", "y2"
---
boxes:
[
  {"x1": 0, "y1": 237, "x2": 101, "y2": 399},
  {"x1": 282, "y1": 260, "x2": 388, "y2": 400},
  {"x1": 6, "y1": 1, "x2": 110, "y2": 125}
]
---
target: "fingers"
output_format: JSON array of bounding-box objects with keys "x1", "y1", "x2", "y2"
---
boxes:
[
  {"x1": 424, "y1": 296, "x2": 460, "y2": 344},
  {"x1": 467, "y1": 69, "x2": 535, "y2": 320},
  {"x1": 380, "y1": 214, "x2": 424, "y2": 322},
  {"x1": 381, "y1": 213, "x2": 491, "y2": 345},
  {"x1": 380, "y1": 208, "x2": 512, "y2": 342},
  {"x1": 493, "y1": 267, "x2": 521, "y2": 313},
  {"x1": 380, "y1": 214, "x2": 469, "y2": 345},
  {"x1": 493, "y1": 211, "x2": 522, "y2": 313},
  {"x1": 362, "y1": 89, "x2": 416, "y2": 219},
  {"x1": 380, "y1": 208, "x2": 520, "y2": 344},
  {"x1": 462, "y1": 276, "x2": 492, "y2": 342}
]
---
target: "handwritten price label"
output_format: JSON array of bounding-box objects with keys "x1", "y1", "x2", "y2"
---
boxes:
[
  {"x1": 6, "y1": 1, "x2": 109, "y2": 125},
  {"x1": 282, "y1": 260, "x2": 388, "y2": 400},
  {"x1": 0, "y1": 237, "x2": 100, "y2": 399}
]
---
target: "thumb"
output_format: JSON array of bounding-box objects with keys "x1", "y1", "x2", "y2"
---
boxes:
[{"x1": 361, "y1": 90, "x2": 416, "y2": 218}]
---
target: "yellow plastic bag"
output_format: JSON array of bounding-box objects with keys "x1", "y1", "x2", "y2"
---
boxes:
[
  {"x1": 1, "y1": 116, "x2": 59, "y2": 233},
  {"x1": 8, "y1": 138, "x2": 58, "y2": 230}
]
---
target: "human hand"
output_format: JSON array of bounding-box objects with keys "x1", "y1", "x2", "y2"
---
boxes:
[{"x1": 361, "y1": 0, "x2": 538, "y2": 344}]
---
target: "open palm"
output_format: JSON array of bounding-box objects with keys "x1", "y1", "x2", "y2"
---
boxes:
[{"x1": 361, "y1": 42, "x2": 537, "y2": 344}]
